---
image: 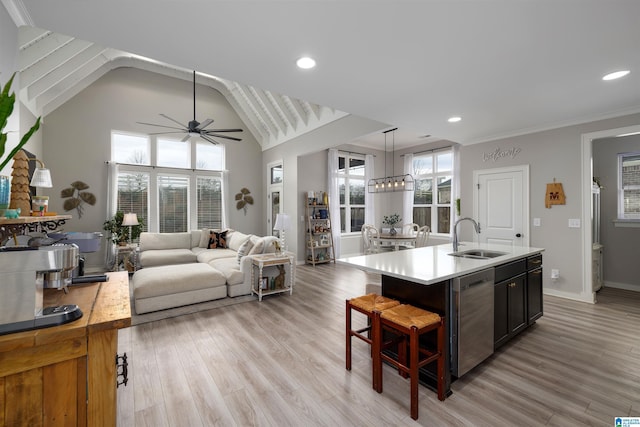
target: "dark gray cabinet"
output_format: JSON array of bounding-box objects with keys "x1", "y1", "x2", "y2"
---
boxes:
[
  {"x1": 527, "y1": 254, "x2": 543, "y2": 323},
  {"x1": 494, "y1": 254, "x2": 543, "y2": 349}
]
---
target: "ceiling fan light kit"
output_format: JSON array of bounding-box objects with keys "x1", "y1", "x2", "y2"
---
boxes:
[
  {"x1": 137, "y1": 71, "x2": 243, "y2": 145},
  {"x1": 368, "y1": 128, "x2": 415, "y2": 193}
]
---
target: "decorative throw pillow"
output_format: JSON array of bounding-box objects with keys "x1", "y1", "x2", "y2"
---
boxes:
[
  {"x1": 199, "y1": 228, "x2": 218, "y2": 248},
  {"x1": 208, "y1": 230, "x2": 228, "y2": 249},
  {"x1": 248, "y1": 237, "x2": 266, "y2": 255},
  {"x1": 236, "y1": 238, "x2": 255, "y2": 265}
]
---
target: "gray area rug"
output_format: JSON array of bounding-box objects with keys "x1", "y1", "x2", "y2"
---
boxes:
[{"x1": 126, "y1": 275, "x2": 255, "y2": 326}]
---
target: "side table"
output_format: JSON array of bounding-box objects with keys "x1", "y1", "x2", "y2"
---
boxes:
[
  {"x1": 114, "y1": 243, "x2": 139, "y2": 272},
  {"x1": 250, "y1": 252, "x2": 294, "y2": 301}
]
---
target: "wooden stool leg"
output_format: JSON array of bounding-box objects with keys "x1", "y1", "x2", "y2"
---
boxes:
[
  {"x1": 437, "y1": 320, "x2": 446, "y2": 401},
  {"x1": 346, "y1": 300, "x2": 352, "y2": 371},
  {"x1": 410, "y1": 326, "x2": 420, "y2": 420},
  {"x1": 372, "y1": 310, "x2": 382, "y2": 392}
]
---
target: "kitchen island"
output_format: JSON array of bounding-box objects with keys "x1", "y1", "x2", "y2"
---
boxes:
[{"x1": 338, "y1": 242, "x2": 544, "y2": 395}]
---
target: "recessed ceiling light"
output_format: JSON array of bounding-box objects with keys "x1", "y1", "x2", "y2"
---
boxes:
[
  {"x1": 296, "y1": 57, "x2": 316, "y2": 69},
  {"x1": 602, "y1": 70, "x2": 630, "y2": 81},
  {"x1": 448, "y1": 116, "x2": 462, "y2": 123}
]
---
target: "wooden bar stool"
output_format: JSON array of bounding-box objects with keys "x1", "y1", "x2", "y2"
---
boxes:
[
  {"x1": 372, "y1": 304, "x2": 446, "y2": 420},
  {"x1": 346, "y1": 293, "x2": 400, "y2": 388}
]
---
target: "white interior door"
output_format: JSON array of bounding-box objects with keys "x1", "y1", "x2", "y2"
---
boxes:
[{"x1": 474, "y1": 165, "x2": 529, "y2": 248}]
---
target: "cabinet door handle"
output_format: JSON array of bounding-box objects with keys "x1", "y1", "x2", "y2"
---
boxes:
[{"x1": 508, "y1": 282, "x2": 516, "y2": 288}]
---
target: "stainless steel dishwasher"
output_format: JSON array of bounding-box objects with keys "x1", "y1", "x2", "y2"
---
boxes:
[{"x1": 451, "y1": 268, "x2": 495, "y2": 377}]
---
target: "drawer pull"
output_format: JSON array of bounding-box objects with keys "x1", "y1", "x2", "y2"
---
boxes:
[{"x1": 116, "y1": 352, "x2": 129, "y2": 387}]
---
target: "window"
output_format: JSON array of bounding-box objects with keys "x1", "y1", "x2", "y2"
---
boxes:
[
  {"x1": 112, "y1": 131, "x2": 225, "y2": 232},
  {"x1": 413, "y1": 150, "x2": 452, "y2": 234},
  {"x1": 618, "y1": 152, "x2": 640, "y2": 220},
  {"x1": 338, "y1": 153, "x2": 366, "y2": 233}
]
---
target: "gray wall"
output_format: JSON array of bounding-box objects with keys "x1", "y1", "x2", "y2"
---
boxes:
[
  {"x1": 593, "y1": 134, "x2": 640, "y2": 291},
  {"x1": 42, "y1": 67, "x2": 263, "y2": 268},
  {"x1": 461, "y1": 113, "x2": 640, "y2": 301}
]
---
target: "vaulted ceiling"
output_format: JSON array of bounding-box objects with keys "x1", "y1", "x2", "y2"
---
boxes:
[
  {"x1": 6, "y1": 0, "x2": 640, "y2": 151},
  {"x1": 14, "y1": 26, "x2": 348, "y2": 151}
]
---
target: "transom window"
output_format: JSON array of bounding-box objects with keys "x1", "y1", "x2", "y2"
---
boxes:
[
  {"x1": 338, "y1": 153, "x2": 366, "y2": 233},
  {"x1": 618, "y1": 152, "x2": 640, "y2": 220},
  {"x1": 413, "y1": 150, "x2": 452, "y2": 234},
  {"x1": 112, "y1": 131, "x2": 225, "y2": 232}
]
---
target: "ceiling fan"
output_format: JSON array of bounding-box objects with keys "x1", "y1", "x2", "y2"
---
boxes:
[{"x1": 137, "y1": 70, "x2": 243, "y2": 145}]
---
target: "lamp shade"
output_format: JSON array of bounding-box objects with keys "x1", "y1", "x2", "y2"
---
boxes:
[
  {"x1": 30, "y1": 167, "x2": 53, "y2": 188},
  {"x1": 273, "y1": 213, "x2": 291, "y2": 231},
  {"x1": 122, "y1": 212, "x2": 139, "y2": 226}
]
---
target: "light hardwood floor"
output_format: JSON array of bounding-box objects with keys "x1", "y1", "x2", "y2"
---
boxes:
[{"x1": 117, "y1": 263, "x2": 640, "y2": 426}]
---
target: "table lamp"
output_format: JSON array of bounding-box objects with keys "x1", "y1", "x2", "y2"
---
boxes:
[
  {"x1": 122, "y1": 212, "x2": 139, "y2": 244},
  {"x1": 273, "y1": 213, "x2": 291, "y2": 252}
]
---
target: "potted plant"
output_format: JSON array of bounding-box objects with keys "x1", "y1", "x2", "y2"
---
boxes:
[
  {"x1": 103, "y1": 211, "x2": 144, "y2": 245},
  {"x1": 382, "y1": 213, "x2": 402, "y2": 235}
]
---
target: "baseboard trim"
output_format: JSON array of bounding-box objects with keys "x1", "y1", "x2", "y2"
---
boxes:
[{"x1": 603, "y1": 281, "x2": 640, "y2": 292}]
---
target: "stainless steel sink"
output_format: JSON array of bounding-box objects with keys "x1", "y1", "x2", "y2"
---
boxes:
[{"x1": 449, "y1": 249, "x2": 507, "y2": 260}]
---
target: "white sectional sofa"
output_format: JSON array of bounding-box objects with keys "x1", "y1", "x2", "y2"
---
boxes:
[{"x1": 132, "y1": 229, "x2": 285, "y2": 314}]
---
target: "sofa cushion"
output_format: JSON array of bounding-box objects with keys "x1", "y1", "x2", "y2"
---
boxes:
[
  {"x1": 133, "y1": 263, "x2": 226, "y2": 300},
  {"x1": 198, "y1": 228, "x2": 219, "y2": 248},
  {"x1": 249, "y1": 236, "x2": 277, "y2": 255},
  {"x1": 227, "y1": 230, "x2": 250, "y2": 251},
  {"x1": 209, "y1": 257, "x2": 244, "y2": 286},
  {"x1": 196, "y1": 248, "x2": 237, "y2": 263},
  {"x1": 140, "y1": 232, "x2": 192, "y2": 251},
  {"x1": 140, "y1": 248, "x2": 197, "y2": 268}
]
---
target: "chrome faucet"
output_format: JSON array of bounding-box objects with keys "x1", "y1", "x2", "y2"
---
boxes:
[{"x1": 453, "y1": 217, "x2": 481, "y2": 252}]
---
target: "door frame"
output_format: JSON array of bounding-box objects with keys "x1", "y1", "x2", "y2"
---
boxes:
[
  {"x1": 267, "y1": 159, "x2": 283, "y2": 235},
  {"x1": 581, "y1": 124, "x2": 640, "y2": 303},
  {"x1": 473, "y1": 164, "x2": 530, "y2": 247}
]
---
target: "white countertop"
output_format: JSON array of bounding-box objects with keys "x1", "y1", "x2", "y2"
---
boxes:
[{"x1": 337, "y1": 242, "x2": 544, "y2": 286}]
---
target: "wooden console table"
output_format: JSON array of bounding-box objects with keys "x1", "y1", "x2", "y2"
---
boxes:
[
  {"x1": 0, "y1": 271, "x2": 131, "y2": 426},
  {"x1": 0, "y1": 215, "x2": 72, "y2": 244}
]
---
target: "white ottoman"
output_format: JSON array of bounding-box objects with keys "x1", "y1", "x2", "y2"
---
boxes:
[{"x1": 133, "y1": 263, "x2": 227, "y2": 314}]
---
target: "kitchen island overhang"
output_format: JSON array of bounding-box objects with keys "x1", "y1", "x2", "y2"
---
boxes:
[{"x1": 338, "y1": 242, "x2": 545, "y2": 396}]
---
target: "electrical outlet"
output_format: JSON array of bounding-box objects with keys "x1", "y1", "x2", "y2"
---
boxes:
[
  {"x1": 533, "y1": 218, "x2": 541, "y2": 227},
  {"x1": 551, "y1": 269, "x2": 560, "y2": 279},
  {"x1": 568, "y1": 218, "x2": 581, "y2": 228}
]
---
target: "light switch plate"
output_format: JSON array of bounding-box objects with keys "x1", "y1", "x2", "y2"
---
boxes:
[
  {"x1": 533, "y1": 218, "x2": 541, "y2": 226},
  {"x1": 568, "y1": 218, "x2": 581, "y2": 228}
]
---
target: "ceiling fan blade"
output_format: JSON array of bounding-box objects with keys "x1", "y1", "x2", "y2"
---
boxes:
[
  {"x1": 202, "y1": 128, "x2": 244, "y2": 133},
  {"x1": 159, "y1": 113, "x2": 188, "y2": 128},
  {"x1": 200, "y1": 134, "x2": 219, "y2": 145},
  {"x1": 147, "y1": 131, "x2": 187, "y2": 135},
  {"x1": 181, "y1": 134, "x2": 191, "y2": 142},
  {"x1": 197, "y1": 119, "x2": 213, "y2": 130},
  {"x1": 207, "y1": 133, "x2": 243, "y2": 141},
  {"x1": 137, "y1": 121, "x2": 185, "y2": 131}
]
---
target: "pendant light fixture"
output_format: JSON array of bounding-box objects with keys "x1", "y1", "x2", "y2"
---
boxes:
[{"x1": 367, "y1": 128, "x2": 415, "y2": 193}]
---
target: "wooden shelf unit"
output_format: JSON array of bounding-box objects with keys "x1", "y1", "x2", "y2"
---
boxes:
[{"x1": 305, "y1": 191, "x2": 335, "y2": 266}]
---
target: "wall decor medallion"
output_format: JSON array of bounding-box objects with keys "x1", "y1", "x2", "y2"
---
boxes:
[
  {"x1": 545, "y1": 179, "x2": 566, "y2": 208},
  {"x1": 61, "y1": 181, "x2": 96, "y2": 218},
  {"x1": 235, "y1": 187, "x2": 254, "y2": 215}
]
